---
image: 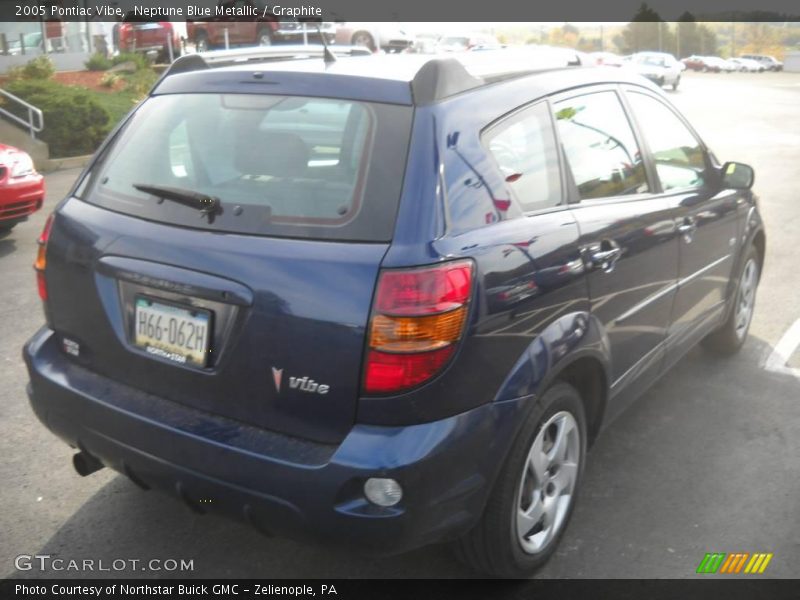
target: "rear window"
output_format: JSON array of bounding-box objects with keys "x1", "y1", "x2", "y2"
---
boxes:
[{"x1": 79, "y1": 93, "x2": 413, "y2": 242}]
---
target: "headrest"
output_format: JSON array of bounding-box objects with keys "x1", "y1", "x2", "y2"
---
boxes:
[{"x1": 235, "y1": 131, "x2": 309, "y2": 178}]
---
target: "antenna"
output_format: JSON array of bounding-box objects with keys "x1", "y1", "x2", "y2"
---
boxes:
[{"x1": 315, "y1": 24, "x2": 337, "y2": 65}]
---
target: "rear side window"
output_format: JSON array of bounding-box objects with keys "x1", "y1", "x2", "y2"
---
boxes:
[
  {"x1": 626, "y1": 92, "x2": 707, "y2": 191},
  {"x1": 81, "y1": 94, "x2": 413, "y2": 242},
  {"x1": 554, "y1": 91, "x2": 649, "y2": 200},
  {"x1": 484, "y1": 102, "x2": 563, "y2": 213}
]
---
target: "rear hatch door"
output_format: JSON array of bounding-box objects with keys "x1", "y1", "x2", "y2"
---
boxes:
[{"x1": 45, "y1": 90, "x2": 412, "y2": 444}]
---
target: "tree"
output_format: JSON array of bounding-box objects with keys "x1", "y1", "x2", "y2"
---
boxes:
[
  {"x1": 577, "y1": 37, "x2": 602, "y2": 52},
  {"x1": 699, "y1": 25, "x2": 718, "y2": 56},
  {"x1": 675, "y1": 12, "x2": 716, "y2": 57},
  {"x1": 548, "y1": 23, "x2": 580, "y2": 48},
  {"x1": 620, "y1": 3, "x2": 675, "y2": 54},
  {"x1": 740, "y1": 23, "x2": 783, "y2": 58}
]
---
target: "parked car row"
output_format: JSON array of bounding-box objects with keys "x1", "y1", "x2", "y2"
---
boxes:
[
  {"x1": 584, "y1": 49, "x2": 787, "y2": 92},
  {"x1": 682, "y1": 54, "x2": 783, "y2": 72}
]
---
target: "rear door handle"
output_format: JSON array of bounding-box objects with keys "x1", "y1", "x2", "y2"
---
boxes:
[{"x1": 585, "y1": 240, "x2": 622, "y2": 273}]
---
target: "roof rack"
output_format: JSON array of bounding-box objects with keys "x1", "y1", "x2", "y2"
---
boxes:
[
  {"x1": 154, "y1": 44, "x2": 589, "y2": 105},
  {"x1": 161, "y1": 44, "x2": 373, "y2": 78},
  {"x1": 411, "y1": 46, "x2": 589, "y2": 104}
]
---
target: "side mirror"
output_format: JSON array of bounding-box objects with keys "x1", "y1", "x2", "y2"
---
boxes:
[{"x1": 721, "y1": 161, "x2": 755, "y2": 190}]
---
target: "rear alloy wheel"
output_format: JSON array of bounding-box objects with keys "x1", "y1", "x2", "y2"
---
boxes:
[
  {"x1": 515, "y1": 411, "x2": 581, "y2": 554},
  {"x1": 454, "y1": 382, "x2": 586, "y2": 578},
  {"x1": 703, "y1": 245, "x2": 760, "y2": 355}
]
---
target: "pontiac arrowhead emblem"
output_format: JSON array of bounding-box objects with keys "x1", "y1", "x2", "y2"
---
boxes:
[{"x1": 272, "y1": 367, "x2": 283, "y2": 393}]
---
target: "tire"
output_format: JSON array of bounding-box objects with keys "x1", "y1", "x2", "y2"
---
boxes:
[
  {"x1": 351, "y1": 31, "x2": 376, "y2": 52},
  {"x1": 702, "y1": 244, "x2": 760, "y2": 356},
  {"x1": 195, "y1": 31, "x2": 209, "y2": 52},
  {"x1": 257, "y1": 28, "x2": 273, "y2": 47},
  {"x1": 454, "y1": 382, "x2": 587, "y2": 578},
  {"x1": 672, "y1": 76, "x2": 680, "y2": 91},
  {"x1": 658, "y1": 77, "x2": 665, "y2": 87}
]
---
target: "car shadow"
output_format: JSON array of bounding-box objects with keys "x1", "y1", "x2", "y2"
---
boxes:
[
  {"x1": 12, "y1": 335, "x2": 800, "y2": 579},
  {"x1": 0, "y1": 235, "x2": 17, "y2": 259}
]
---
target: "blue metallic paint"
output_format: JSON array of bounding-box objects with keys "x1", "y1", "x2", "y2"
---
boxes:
[{"x1": 23, "y1": 60, "x2": 766, "y2": 554}]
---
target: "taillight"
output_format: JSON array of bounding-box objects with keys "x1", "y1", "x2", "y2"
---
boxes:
[
  {"x1": 34, "y1": 214, "x2": 53, "y2": 302},
  {"x1": 363, "y1": 260, "x2": 473, "y2": 395}
]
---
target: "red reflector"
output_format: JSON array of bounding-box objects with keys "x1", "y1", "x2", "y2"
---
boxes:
[
  {"x1": 36, "y1": 271, "x2": 48, "y2": 301},
  {"x1": 364, "y1": 346, "x2": 455, "y2": 394},
  {"x1": 34, "y1": 214, "x2": 53, "y2": 302},
  {"x1": 375, "y1": 261, "x2": 472, "y2": 316}
]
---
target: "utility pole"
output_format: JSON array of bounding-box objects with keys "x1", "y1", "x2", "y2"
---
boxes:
[
  {"x1": 658, "y1": 22, "x2": 663, "y2": 52},
  {"x1": 677, "y1": 23, "x2": 681, "y2": 57}
]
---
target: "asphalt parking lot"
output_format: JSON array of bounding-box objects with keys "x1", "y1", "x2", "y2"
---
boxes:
[{"x1": 1, "y1": 70, "x2": 799, "y2": 579}]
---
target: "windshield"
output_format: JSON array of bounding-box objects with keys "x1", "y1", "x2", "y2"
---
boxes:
[
  {"x1": 80, "y1": 93, "x2": 413, "y2": 242},
  {"x1": 640, "y1": 56, "x2": 665, "y2": 67}
]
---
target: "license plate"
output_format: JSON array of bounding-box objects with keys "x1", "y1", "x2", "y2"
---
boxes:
[{"x1": 134, "y1": 297, "x2": 211, "y2": 367}]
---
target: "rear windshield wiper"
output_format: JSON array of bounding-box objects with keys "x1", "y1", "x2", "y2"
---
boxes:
[{"x1": 133, "y1": 183, "x2": 222, "y2": 222}]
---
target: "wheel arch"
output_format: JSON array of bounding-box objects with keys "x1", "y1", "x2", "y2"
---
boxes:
[
  {"x1": 552, "y1": 355, "x2": 608, "y2": 447},
  {"x1": 752, "y1": 228, "x2": 766, "y2": 277},
  {"x1": 494, "y1": 311, "x2": 612, "y2": 447}
]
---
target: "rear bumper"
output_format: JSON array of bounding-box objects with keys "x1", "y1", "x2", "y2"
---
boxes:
[
  {"x1": 24, "y1": 327, "x2": 527, "y2": 554},
  {"x1": 0, "y1": 173, "x2": 44, "y2": 223}
]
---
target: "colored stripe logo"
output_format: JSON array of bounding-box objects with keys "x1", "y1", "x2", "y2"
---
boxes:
[{"x1": 696, "y1": 552, "x2": 773, "y2": 574}]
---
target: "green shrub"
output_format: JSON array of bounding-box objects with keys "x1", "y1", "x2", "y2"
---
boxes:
[
  {"x1": 85, "y1": 53, "x2": 112, "y2": 71},
  {"x1": 99, "y1": 72, "x2": 121, "y2": 88},
  {"x1": 4, "y1": 79, "x2": 111, "y2": 158},
  {"x1": 124, "y1": 69, "x2": 159, "y2": 98},
  {"x1": 112, "y1": 52, "x2": 152, "y2": 71},
  {"x1": 5, "y1": 65, "x2": 26, "y2": 81},
  {"x1": 7, "y1": 55, "x2": 55, "y2": 80}
]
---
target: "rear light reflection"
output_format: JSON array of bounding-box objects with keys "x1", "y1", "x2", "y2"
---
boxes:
[{"x1": 364, "y1": 260, "x2": 473, "y2": 395}]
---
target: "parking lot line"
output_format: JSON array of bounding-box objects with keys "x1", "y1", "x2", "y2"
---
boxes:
[{"x1": 764, "y1": 317, "x2": 800, "y2": 379}]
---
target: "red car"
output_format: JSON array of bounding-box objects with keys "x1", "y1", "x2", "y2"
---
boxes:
[
  {"x1": 118, "y1": 18, "x2": 182, "y2": 62},
  {"x1": 0, "y1": 144, "x2": 44, "y2": 231}
]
